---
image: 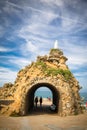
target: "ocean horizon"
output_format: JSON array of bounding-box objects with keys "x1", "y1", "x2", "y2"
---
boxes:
[{"x1": 35, "y1": 90, "x2": 87, "y2": 104}]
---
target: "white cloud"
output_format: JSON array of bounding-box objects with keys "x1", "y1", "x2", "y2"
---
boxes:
[
  {"x1": 5, "y1": 0, "x2": 58, "y2": 24},
  {"x1": 0, "y1": 26, "x2": 6, "y2": 38},
  {"x1": 0, "y1": 55, "x2": 31, "y2": 69},
  {"x1": 3, "y1": 1, "x2": 22, "y2": 13},
  {"x1": 74, "y1": 71, "x2": 87, "y2": 77},
  {"x1": 6, "y1": 1, "x2": 22, "y2": 10},
  {"x1": 0, "y1": 67, "x2": 17, "y2": 87},
  {"x1": 0, "y1": 46, "x2": 11, "y2": 52},
  {"x1": 3, "y1": 0, "x2": 87, "y2": 41},
  {"x1": 60, "y1": 39, "x2": 87, "y2": 70},
  {"x1": 0, "y1": 0, "x2": 87, "y2": 91},
  {"x1": 20, "y1": 40, "x2": 50, "y2": 59},
  {"x1": 76, "y1": 77, "x2": 87, "y2": 92},
  {"x1": 40, "y1": 0, "x2": 64, "y2": 7},
  {"x1": 19, "y1": 23, "x2": 55, "y2": 38},
  {"x1": 21, "y1": 40, "x2": 38, "y2": 54},
  {"x1": 9, "y1": 57, "x2": 31, "y2": 69},
  {"x1": 17, "y1": 3, "x2": 86, "y2": 41}
]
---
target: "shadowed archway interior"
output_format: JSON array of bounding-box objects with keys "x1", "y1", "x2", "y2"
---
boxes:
[{"x1": 24, "y1": 83, "x2": 60, "y2": 114}]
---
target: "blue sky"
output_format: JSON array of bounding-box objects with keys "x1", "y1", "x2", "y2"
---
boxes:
[{"x1": 0, "y1": 0, "x2": 87, "y2": 92}]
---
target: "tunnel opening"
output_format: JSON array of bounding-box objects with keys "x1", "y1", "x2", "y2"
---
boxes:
[
  {"x1": 34, "y1": 87, "x2": 52, "y2": 111},
  {"x1": 35, "y1": 87, "x2": 52, "y2": 99},
  {"x1": 24, "y1": 83, "x2": 60, "y2": 115}
]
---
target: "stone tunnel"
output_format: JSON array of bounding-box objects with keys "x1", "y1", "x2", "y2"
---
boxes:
[{"x1": 23, "y1": 82, "x2": 60, "y2": 115}]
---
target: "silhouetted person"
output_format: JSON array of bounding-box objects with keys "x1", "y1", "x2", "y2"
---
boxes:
[
  {"x1": 35, "y1": 96, "x2": 38, "y2": 107},
  {"x1": 39, "y1": 97, "x2": 43, "y2": 107}
]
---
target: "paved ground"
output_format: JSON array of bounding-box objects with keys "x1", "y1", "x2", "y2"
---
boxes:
[{"x1": 0, "y1": 105, "x2": 87, "y2": 130}]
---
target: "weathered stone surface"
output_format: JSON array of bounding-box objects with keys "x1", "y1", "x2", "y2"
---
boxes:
[{"x1": 0, "y1": 49, "x2": 83, "y2": 116}]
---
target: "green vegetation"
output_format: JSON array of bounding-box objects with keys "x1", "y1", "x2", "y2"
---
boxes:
[
  {"x1": 45, "y1": 68, "x2": 72, "y2": 80},
  {"x1": 35, "y1": 61, "x2": 47, "y2": 70},
  {"x1": 35, "y1": 61, "x2": 72, "y2": 80}
]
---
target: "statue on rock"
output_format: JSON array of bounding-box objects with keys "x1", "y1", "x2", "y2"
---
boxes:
[{"x1": 54, "y1": 40, "x2": 58, "y2": 49}]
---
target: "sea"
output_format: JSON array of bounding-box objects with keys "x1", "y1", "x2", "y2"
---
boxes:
[
  {"x1": 80, "y1": 92, "x2": 87, "y2": 104},
  {"x1": 35, "y1": 90, "x2": 87, "y2": 104}
]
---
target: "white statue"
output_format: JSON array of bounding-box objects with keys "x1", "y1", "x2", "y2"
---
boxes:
[{"x1": 54, "y1": 40, "x2": 58, "y2": 49}]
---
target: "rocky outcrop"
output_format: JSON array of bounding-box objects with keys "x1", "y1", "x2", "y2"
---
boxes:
[
  {"x1": 0, "y1": 49, "x2": 83, "y2": 116},
  {"x1": 0, "y1": 83, "x2": 14, "y2": 99}
]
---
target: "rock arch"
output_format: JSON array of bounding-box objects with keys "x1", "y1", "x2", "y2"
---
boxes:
[
  {"x1": 23, "y1": 82, "x2": 60, "y2": 115},
  {"x1": 0, "y1": 48, "x2": 82, "y2": 116}
]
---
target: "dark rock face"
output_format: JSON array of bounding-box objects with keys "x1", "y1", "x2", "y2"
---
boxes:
[{"x1": 0, "y1": 49, "x2": 83, "y2": 116}]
